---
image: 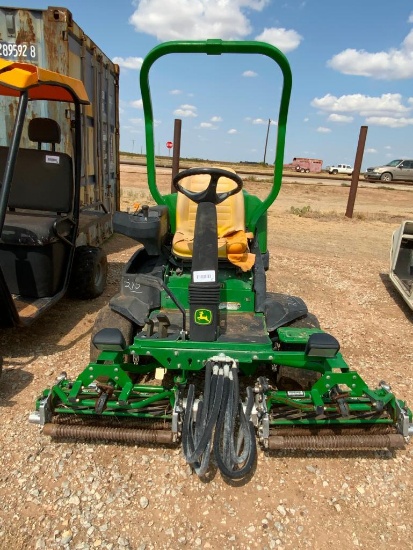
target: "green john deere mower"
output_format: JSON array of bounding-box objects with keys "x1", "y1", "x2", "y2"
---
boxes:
[{"x1": 29, "y1": 40, "x2": 412, "y2": 480}]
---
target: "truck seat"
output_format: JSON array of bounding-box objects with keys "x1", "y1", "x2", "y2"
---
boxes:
[
  {"x1": 0, "y1": 118, "x2": 74, "y2": 297},
  {"x1": 172, "y1": 168, "x2": 255, "y2": 271},
  {"x1": 0, "y1": 118, "x2": 73, "y2": 245}
]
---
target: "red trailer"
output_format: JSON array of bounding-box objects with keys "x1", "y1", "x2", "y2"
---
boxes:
[{"x1": 290, "y1": 157, "x2": 323, "y2": 173}]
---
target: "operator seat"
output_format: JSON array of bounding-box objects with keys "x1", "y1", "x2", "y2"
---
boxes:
[{"x1": 172, "y1": 168, "x2": 255, "y2": 271}]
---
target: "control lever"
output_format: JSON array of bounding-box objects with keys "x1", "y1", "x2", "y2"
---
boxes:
[{"x1": 142, "y1": 204, "x2": 149, "y2": 220}]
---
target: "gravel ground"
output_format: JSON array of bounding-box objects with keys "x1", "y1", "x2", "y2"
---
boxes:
[{"x1": 1, "y1": 169, "x2": 413, "y2": 549}]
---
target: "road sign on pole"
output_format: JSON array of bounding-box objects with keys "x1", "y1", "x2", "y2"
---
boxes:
[{"x1": 166, "y1": 141, "x2": 173, "y2": 149}]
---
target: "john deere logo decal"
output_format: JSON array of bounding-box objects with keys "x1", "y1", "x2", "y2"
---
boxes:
[{"x1": 194, "y1": 309, "x2": 212, "y2": 325}]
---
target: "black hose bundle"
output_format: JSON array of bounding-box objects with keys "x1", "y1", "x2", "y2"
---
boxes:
[{"x1": 182, "y1": 360, "x2": 256, "y2": 479}]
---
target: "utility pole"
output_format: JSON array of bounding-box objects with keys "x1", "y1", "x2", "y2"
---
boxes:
[
  {"x1": 171, "y1": 118, "x2": 182, "y2": 192},
  {"x1": 263, "y1": 118, "x2": 271, "y2": 165},
  {"x1": 132, "y1": 139, "x2": 135, "y2": 154},
  {"x1": 345, "y1": 126, "x2": 368, "y2": 218}
]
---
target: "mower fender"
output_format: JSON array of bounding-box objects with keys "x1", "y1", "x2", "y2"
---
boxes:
[
  {"x1": 109, "y1": 293, "x2": 156, "y2": 327},
  {"x1": 264, "y1": 292, "x2": 308, "y2": 332}
]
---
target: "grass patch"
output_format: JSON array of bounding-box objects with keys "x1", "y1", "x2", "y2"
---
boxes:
[
  {"x1": 244, "y1": 176, "x2": 262, "y2": 183},
  {"x1": 290, "y1": 205, "x2": 311, "y2": 216},
  {"x1": 288, "y1": 206, "x2": 407, "y2": 223}
]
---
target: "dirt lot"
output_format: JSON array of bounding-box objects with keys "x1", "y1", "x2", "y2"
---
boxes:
[{"x1": 1, "y1": 165, "x2": 413, "y2": 549}]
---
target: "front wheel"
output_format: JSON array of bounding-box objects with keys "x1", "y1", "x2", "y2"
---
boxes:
[
  {"x1": 332, "y1": 169, "x2": 338, "y2": 175},
  {"x1": 69, "y1": 246, "x2": 108, "y2": 300},
  {"x1": 380, "y1": 172, "x2": 392, "y2": 182}
]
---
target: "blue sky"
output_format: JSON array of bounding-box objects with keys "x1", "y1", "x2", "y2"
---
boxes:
[{"x1": 4, "y1": 1, "x2": 413, "y2": 169}]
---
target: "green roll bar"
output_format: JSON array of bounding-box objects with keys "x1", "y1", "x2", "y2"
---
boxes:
[{"x1": 139, "y1": 39, "x2": 292, "y2": 230}]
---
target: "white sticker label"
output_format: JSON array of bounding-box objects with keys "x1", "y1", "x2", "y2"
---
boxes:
[
  {"x1": 193, "y1": 270, "x2": 215, "y2": 283},
  {"x1": 286, "y1": 391, "x2": 305, "y2": 397},
  {"x1": 45, "y1": 155, "x2": 60, "y2": 164},
  {"x1": 0, "y1": 42, "x2": 38, "y2": 59}
]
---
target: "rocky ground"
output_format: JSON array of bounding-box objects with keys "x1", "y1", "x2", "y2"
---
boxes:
[{"x1": 1, "y1": 166, "x2": 413, "y2": 549}]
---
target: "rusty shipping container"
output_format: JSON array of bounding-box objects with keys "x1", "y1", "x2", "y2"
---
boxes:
[{"x1": 0, "y1": 5, "x2": 120, "y2": 246}]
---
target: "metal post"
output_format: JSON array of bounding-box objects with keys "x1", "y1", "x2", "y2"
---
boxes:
[
  {"x1": 345, "y1": 126, "x2": 368, "y2": 219},
  {"x1": 171, "y1": 118, "x2": 182, "y2": 192},
  {"x1": 263, "y1": 118, "x2": 271, "y2": 165}
]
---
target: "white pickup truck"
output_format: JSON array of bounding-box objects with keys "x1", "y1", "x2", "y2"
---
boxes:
[{"x1": 328, "y1": 164, "x2": 353, "y2": 175}]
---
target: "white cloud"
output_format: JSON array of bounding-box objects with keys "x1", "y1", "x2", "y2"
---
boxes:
[
  {"x1": 173, "y1": 104, "x2": 197, "y2": 117},
  {"x1": 365, "y1": 148, "x2": 378, "y2": 154},
  {"x1": 252, "y1": 118, "x2": 267, "y2": 124},
  {"x1": 327, "y1": 113, "x2": 353, "y2": 123},
  {"x1": 130, "y1": 0, "x2": 269, "y2": 41},
  {"x1": 112, "y1": 56, "x2": 143, "y2": 70},
  {"x1": 364, "y1": 116, "x2": 413, "y2": 128},
  {"x1": 312, "y1": 93, "x2": 411, "y2": 118},
  {"x1": 211, "y1": 116, "x2": 222, "y2": 122},
  {"x1": 228, "y1": 129, "x2": 237, "y2": 134},
  {"x1": 317, "y1": 127, "x2": 331, "y2": 133},
  {"x1": 255, "y1": 27, "x2": 302, "y2": 53},
  {"x1": 199, "y1": 122, "x2": 217, "y2": 129},
  {"x1": 243, "y1": 70, "x2": 257, "y2": 77},
  {"x1": 130, "y1": 99, "x2": 143, "y2": 109},
  {"x1": 327, "y1": 29, "x2": 413, "y2": 80},
  {"x1": 170, "y1": 89, "x2": 182, "y2": 95}
]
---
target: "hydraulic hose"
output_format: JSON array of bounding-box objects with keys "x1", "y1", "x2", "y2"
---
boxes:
[
  {"x1": 213, "y1": 367, "x2": 256, "y2": 479},
  {"x1": 182, "y1": 362, "x2": 224, "y2": 476},
  {"x1": 182, "y1": 360, "x2": 256, "y2": 479}
]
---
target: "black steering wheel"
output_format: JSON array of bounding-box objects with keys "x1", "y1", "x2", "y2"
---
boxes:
[{"x1": 172, "y1": 167, "x2": 243, "y2": 205}]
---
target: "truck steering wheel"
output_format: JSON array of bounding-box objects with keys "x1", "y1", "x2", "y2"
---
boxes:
[{"x1": 173, "y1": 167, "x2": 243, "y2": 205}]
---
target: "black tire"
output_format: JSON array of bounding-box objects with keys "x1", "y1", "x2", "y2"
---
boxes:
[
  {"x1": 305, "y1": 169, "x2": 310, "y2": 173},
  {"x1": 69, "y1": 246, "x2": 108, "y2": 300},
  {"x1": 276, "y1": 313, "x2": 321, "y2": 391},
  {"x1": 90, "y1": 304, "x2": 135, "y2": 362},
  {"x1": 295, "y1": 165, "x2": 301, "y2": 172},
  {"x1": 332, "y1": 169, "x2": 338, "y2": 175},
  {"x1": 380, "y1": 172, "x2": 392, "y2": 182},
  {"x1": 288, "y1": 312, "x2": 320, "y2": 329}
]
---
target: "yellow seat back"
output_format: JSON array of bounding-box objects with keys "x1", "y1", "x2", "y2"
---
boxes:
[
  {"x1": 174, "y1": 168, "x2": 245, "y2": 239},
  {"x1": 172, "y1": 169, "x2": 255, "y2": 270}
]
